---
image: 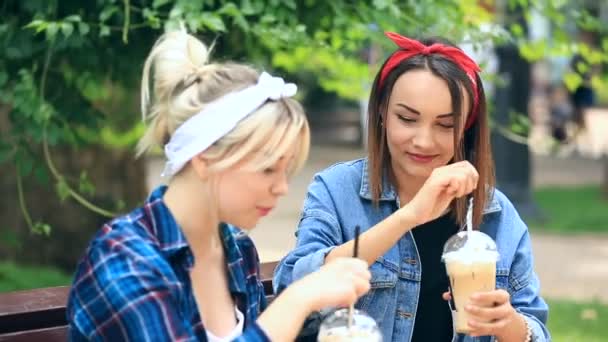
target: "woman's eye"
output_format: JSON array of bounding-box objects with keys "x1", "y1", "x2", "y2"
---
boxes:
[
  {"x1": 397, "y1": 115, "x2": 416, "y2": 123},
  {"x1": 438, "y1": 123, "x2": 454, "y2": 129},
  {"x1": 263, "y1": 168, "x2": 276, "y2": 175}
]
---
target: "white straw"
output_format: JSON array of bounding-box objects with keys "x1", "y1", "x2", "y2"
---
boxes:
[{"x1": 466, "y1": 197, "x2": 473, "y2": 232}]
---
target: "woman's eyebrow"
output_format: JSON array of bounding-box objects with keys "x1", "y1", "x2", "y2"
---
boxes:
[{"x1": 396, "y1": 103, "x2": 453, "y2": 117}]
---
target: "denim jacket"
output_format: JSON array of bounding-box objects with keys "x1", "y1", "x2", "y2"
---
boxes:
[{"x1": 274, "y1": 158, "x2": 550, "y2": 342}]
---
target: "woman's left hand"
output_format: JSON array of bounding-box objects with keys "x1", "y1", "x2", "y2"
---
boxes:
[{"x1": 464, "y1": 289, "x2": 519, "y2": 337}]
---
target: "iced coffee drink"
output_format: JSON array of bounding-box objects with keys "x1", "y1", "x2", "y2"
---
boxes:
[
  {"x1": 317, "y1": 308, "x2": 382, "y2": 342},
  {"x1": 442, "y1": 230, "x2": 499, "y2": 334}
]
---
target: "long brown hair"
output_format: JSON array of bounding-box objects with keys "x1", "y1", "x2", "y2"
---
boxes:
[{"x1": 366, "y1": 37, "x2": 495, "y2": 229}]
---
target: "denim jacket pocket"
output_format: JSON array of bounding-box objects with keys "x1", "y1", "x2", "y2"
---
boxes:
[{"x1": 356, "y1": 259, "x2": 398, "y2": 323}]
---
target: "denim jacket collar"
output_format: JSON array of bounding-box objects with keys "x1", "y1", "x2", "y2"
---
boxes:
[{"x1": 359, "y1": 158, "x2": 502, "y2": 215}]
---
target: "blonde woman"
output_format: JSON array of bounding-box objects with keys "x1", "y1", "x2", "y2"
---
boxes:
[{"x1": 67, "y1": 30, "x2": 371, "y2": 342}]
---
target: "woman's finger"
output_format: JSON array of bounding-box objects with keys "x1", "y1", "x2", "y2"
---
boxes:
[
  {"x1": 467, "y1": 317, "x2": 510, "y2": 337},
  {"x1": 471, "y1": 290, "x2": 510, "y2": 306},
  {"x1": 465, "y1": 302, "x2": 512, "y2": 322}
]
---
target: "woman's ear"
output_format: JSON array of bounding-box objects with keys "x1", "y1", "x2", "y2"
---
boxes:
[{"x1": 190, "y1": 153, "x2": 209, "y2": 180}]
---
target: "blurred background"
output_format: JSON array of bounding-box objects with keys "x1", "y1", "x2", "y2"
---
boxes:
[{"x1": 1, "y1": 1, "x2": 607, "y2": 341}]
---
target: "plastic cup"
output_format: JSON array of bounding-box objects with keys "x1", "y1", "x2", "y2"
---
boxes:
[
  {"x1": 317, "y1": 308, "x2": 382, "y2": 342},
  {"x1": 442, "y1": 230, "x2": 499, "y2": 334}
]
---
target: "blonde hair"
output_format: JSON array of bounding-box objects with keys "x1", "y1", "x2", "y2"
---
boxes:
[{"x1": 138, "y1": 29, "x2": 309, "y2": 176}]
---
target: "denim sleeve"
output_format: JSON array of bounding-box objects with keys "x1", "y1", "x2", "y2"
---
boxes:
[
  {"x1": 273, "y1": 175, "x2": 344, "y2": 294},
  {"x1": 509, "y1": 216, "x2": 551, "y2": 341}
]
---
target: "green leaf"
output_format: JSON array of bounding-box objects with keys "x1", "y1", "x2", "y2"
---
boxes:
[
  {"x1": 201, "y1": 14, "x2": 226, "y2": 32},
  {"x1": 260, "y1": 14, "x2": 277, "y2": 24},
  {"x1": 575, "y1": 61, "x2": 589, "y2": 75},
  {"x1": 510, "y1": 23, "x2": 523, "y2": 38},
  {"x1": 32, "y1": 222, "x2": 51, "y2": 236},
  {"x1": 24, "y1": 20, "x2": 48, "y2": 34},
  {"x1": 99, "y1": 25, "x2": 111, "y2": 37},
  {"x1": 153, "y1": 0, "x2": 172, "y2": 8},
  {"x1": 61, "y1": 22, "x2": 73, "y2": 38},
  {"x1": 240, "y1": 0, "x2": 256, "y2": 15},
  {"x1": 45, "y1": 23, "x2": 58, "y2": 41},
  {"x1": 372, "y1": 0, "x2": 389, "y2": 9},
  {"x1": 64, "y1": 15, "x2": 81, "y2": 22},
  {"x1": 218, "y1": 3, "x2": 240, "y2": 16},
  {"x1": 55, "y1": 180, "x2": 70, "y2": 202},
  {"x1": 100, "y1": 6, "x2": 119, "y2": 22},
  {"x1": 78, "y1": 171, "x2": 96, "y2": 197},
  {"x1": 143, "y1": 9, "x2": 162, "y2": 28},
  {"x1": 233, "y1": 14, "x2": 250, "y2": 31},
  {"x1": 563, "y1": 72, "x2": 583, "y2": 92},
  {"x1": 78, "y1": 22, "x2": 90, "y2": 36},
  {"x1": 519, "y1": 40, "x2": 547, "y2": 62},
  {"x1": 282, "y1": 0, "x2": 297, "y2": 10}
]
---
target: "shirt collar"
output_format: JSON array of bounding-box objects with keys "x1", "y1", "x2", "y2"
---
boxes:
[
  {"x1": 358, "y1": 158, "x2": 502, "y2": 214},
  {"x1": 144, "y1": 186, "x2": 190, "y2": 258},
  {"x1": 359, "y1": 158, "x2": 398, "y2": 201},
  {"x1": 144, "y1": 186, "x2": 248, "y2": 294},
  {"x1": 221, "y1": 224, "x2": 248, "y2": 295}
]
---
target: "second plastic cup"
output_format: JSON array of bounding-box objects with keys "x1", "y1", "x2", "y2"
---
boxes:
[{"x1": 317, "y1": 308, "x2": 382, "y2": 342}]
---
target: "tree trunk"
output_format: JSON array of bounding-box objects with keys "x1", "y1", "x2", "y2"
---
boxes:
[{"x1": 491, "y1": 6, "x2": 543, "y2": 221}]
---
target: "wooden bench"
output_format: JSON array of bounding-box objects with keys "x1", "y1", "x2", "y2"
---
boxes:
[{"x1": 0, "y1": 261, "x2": 278, "y2": 341}]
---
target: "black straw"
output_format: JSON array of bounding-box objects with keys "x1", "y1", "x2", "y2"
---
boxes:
[
  {"x1": 353, "y1": 225, "x2": 360, "y2": 258},
  {"x1": 348, "y1": 225, "x2": 361, "y2": 330}
]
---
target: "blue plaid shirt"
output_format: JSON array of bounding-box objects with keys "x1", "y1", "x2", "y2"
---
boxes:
[{"x1": 67, "y1": 186, "x2": 270, "y2": 341}]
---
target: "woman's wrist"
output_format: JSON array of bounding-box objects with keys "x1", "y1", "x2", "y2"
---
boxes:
[
  {"x1": 281, "y1": 280, "x2": 318, "y2": 314},
  {"x1": 496, "y1": 312, "x2": 531, "y2": 342},
  {"x1": 396, "y1": 204, "x2": 419, "y2": 229}
]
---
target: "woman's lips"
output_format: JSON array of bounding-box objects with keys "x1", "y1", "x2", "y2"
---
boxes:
[
  {"x1": 257, "y1": 207, "x2": 273, "y2": 216},
  {"x1": 406, "y1": 152, "x2": 437, "y2": 163}
]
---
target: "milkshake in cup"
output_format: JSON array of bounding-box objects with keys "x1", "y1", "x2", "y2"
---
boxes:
[
  {"x1": 442, "y1": 230, "x2": 499, "y2": 334},
  {"x1": 317, "y1": 308, "x2": 382, "y2": 342}
]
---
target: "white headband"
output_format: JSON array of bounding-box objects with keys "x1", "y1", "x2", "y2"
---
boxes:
[{"x1": 161, "y1": 71, "x2": 297, "y2": 177}]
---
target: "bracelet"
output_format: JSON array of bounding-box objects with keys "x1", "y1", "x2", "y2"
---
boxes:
[{"x1": 522, "y1": 314, "x2": 532, "y2": 342}]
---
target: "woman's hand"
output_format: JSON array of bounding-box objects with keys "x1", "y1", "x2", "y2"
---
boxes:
[
  {"x1": 399, "y1": 161, "x2": 478, "y2": 226},
  {"x1": 258, "y1": 258, "x2": 370, "y2": 341},
  {"x1": 287, "y1": 257, "x2": 371, "y2": 312},
  {"x1": 443, "y1": 289, "x2": 523, "y2": 338},
  {"x1": 464, "y1": 290, "x2": 520, "y2": 337}
]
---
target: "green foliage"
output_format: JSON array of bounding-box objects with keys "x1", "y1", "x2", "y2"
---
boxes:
[
  {"x1": 0, "y1": 261, "x2": 71, "y2": 292},
  {"x1": 512, "y1": 0, "x2": 608, "y2": 94},
  {"x1": 546, "y1": 298, "x2": 608, "y2": 342},
  {"x1": 1, "y1": 0, "x2": 605, "y2": 237},
  {"x1": 531, "y1": 186, "x2": 608, "y2": 234}
]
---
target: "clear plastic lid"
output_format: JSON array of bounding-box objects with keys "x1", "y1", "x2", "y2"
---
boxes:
[
  {"x1": 317, "y1": 308, "x2": 382, "y2": 342},
  {"x1": 441, "y1": 230, "x2": 499, "y2": 264}
]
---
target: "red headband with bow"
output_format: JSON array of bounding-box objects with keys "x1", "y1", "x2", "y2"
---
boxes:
[{"x1": 379, "y1": 32, "x2": 481, "y2": 130}]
